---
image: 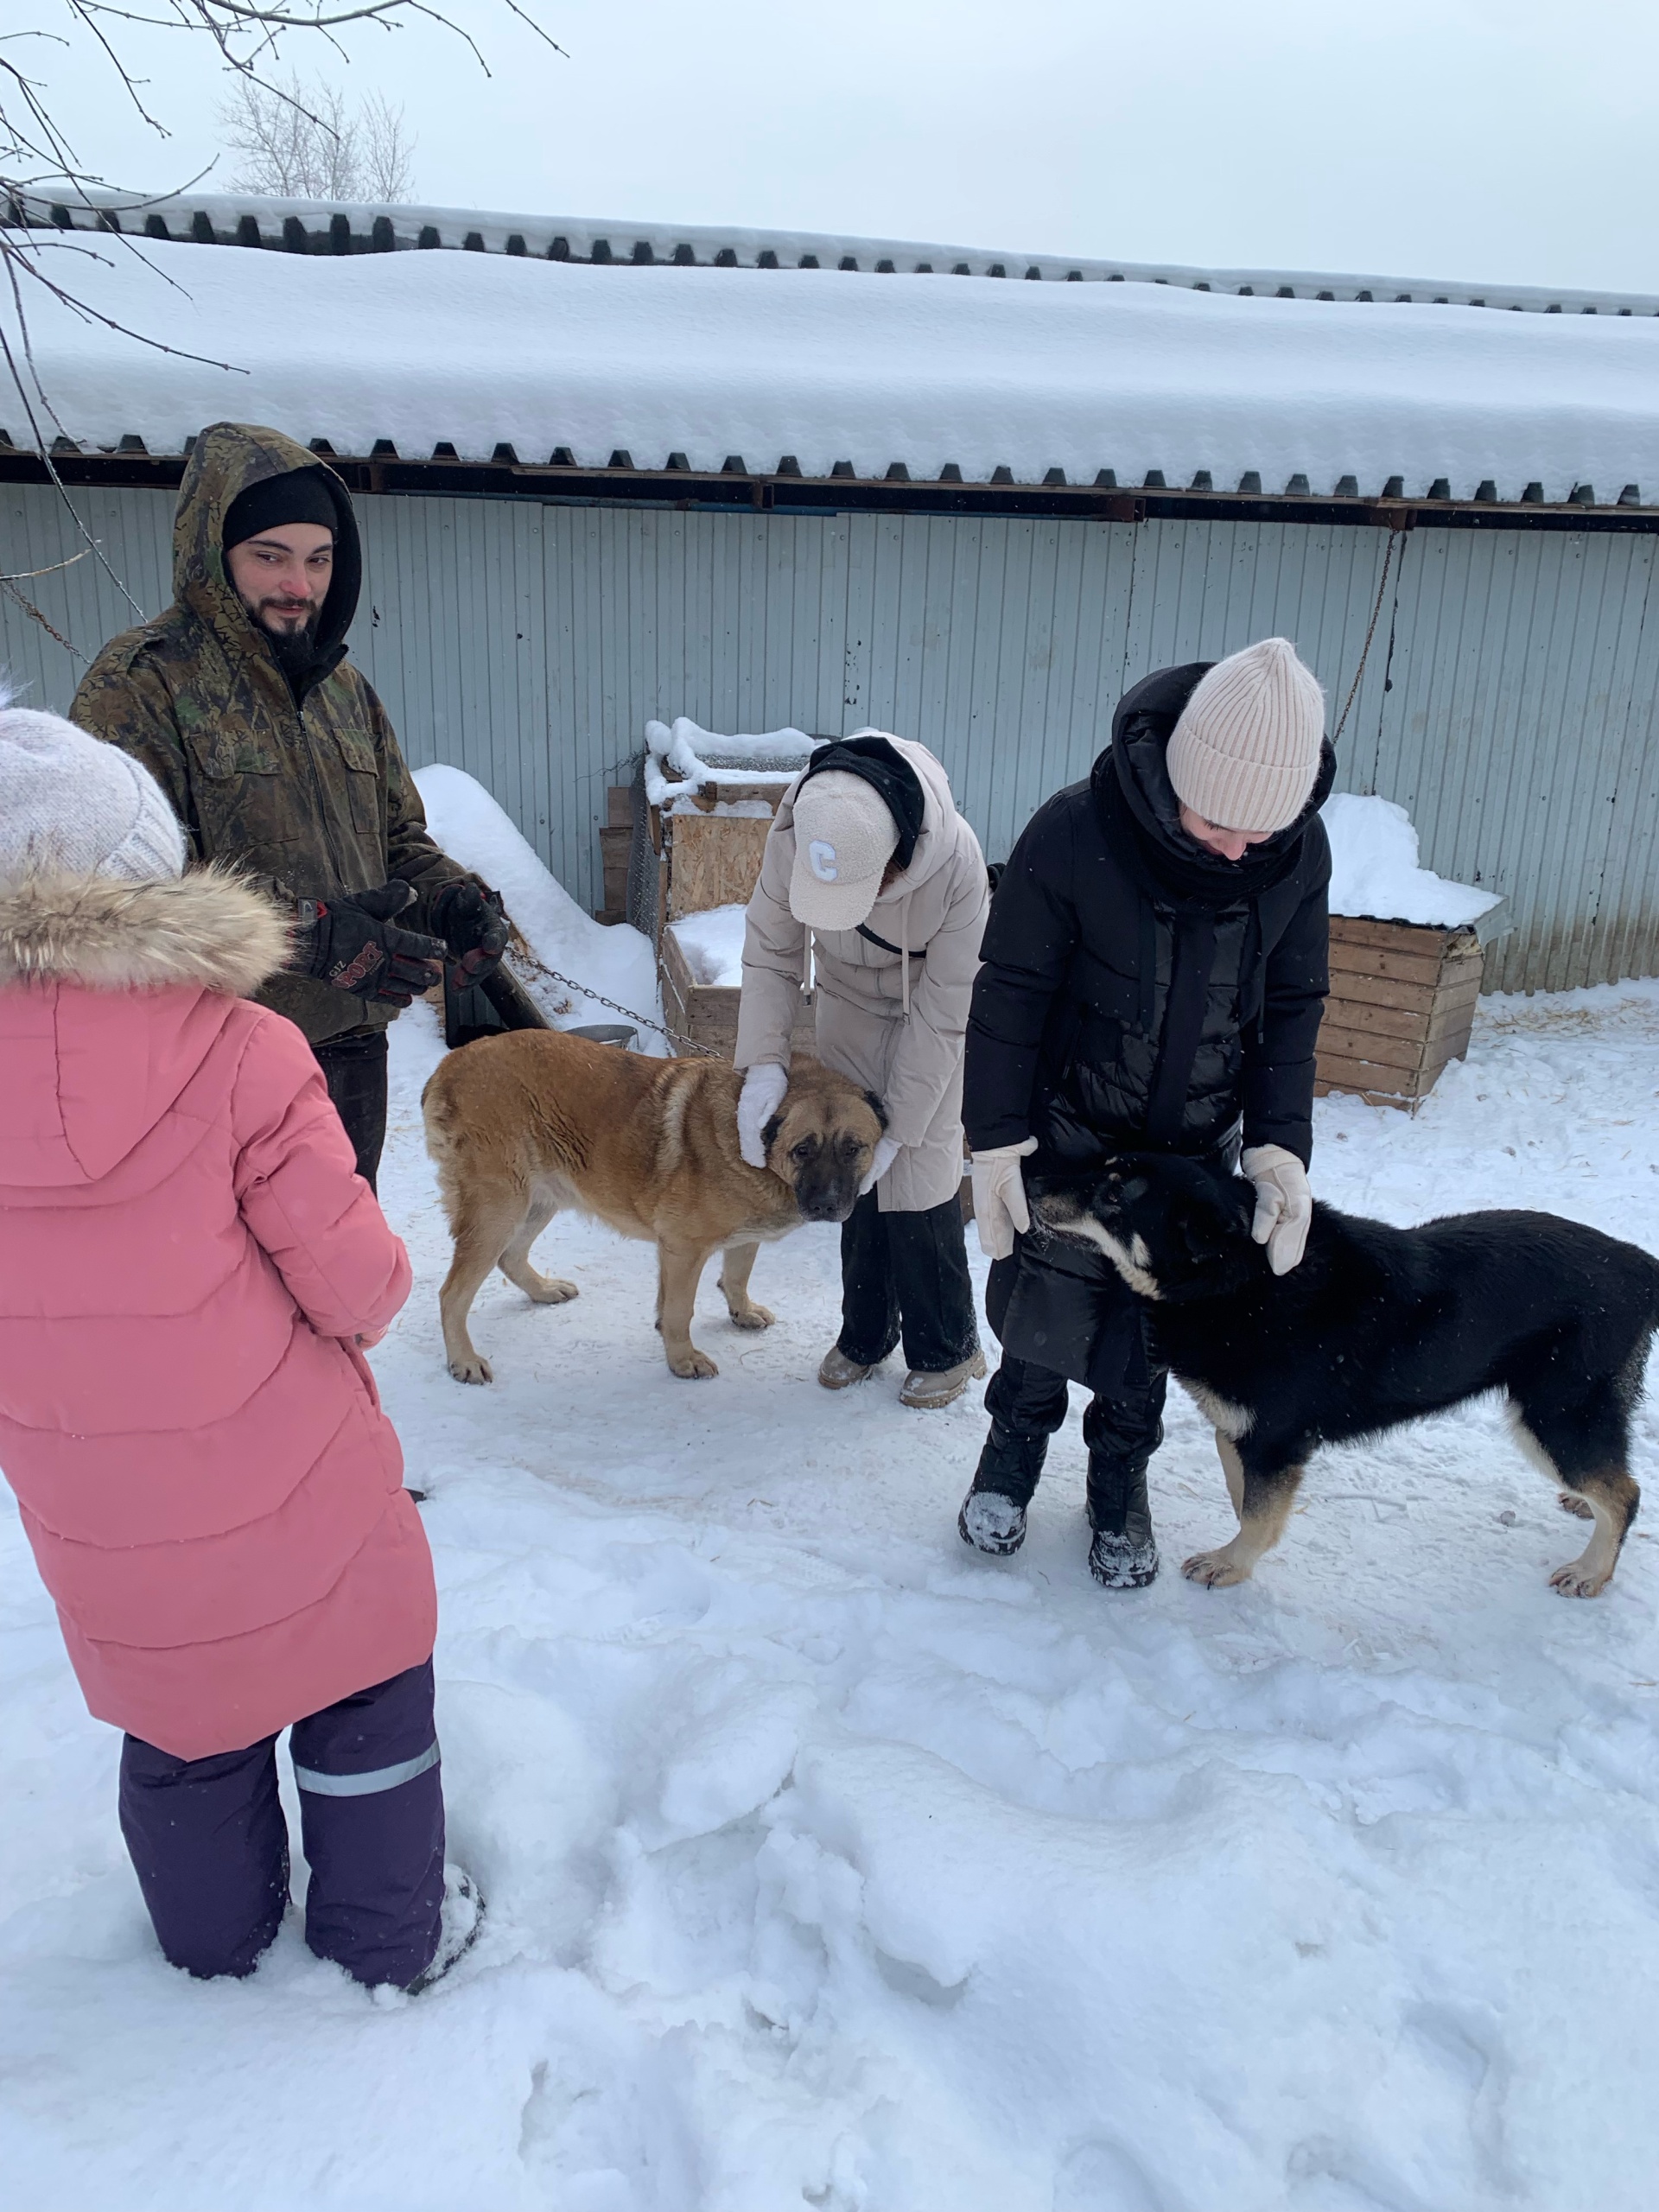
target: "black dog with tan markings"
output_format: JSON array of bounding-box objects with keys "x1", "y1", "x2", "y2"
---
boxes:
[{"x1": 1034, "y1": 1154, "x2": 1656, "y2": 1599}]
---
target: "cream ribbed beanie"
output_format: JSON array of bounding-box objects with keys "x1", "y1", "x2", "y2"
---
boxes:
[
  {"x1": 0, "y1": 703, "x2": 186, "y2": 886},
  {"x1": 1166, "y1": 638, "x2": 1325, "y2": 836}
]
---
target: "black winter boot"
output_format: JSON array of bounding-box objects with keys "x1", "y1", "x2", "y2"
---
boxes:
[
  {"x1": 1086, "y1": 1452, "x2": 1160, "y2": 1588},
  {"x1": 958, "y1": 1423, "x2": 1050, "y2": 1556}
]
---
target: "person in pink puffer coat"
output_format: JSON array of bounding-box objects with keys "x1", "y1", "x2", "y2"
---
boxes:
[{"x1": 0, "y1": 702, "x2": 473, "y2": 1992}]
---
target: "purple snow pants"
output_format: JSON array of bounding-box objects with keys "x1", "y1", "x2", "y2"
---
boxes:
[{"x1": 118, "y1": 1659, "x2": 444, "y2": 1988}]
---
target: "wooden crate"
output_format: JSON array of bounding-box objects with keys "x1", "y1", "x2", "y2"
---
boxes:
[
  {"x1": 1315, "y1": 916, "x2": 1484, "y2": 1109},
  {"x1": 665, "y1": 808, "x2": 774, "y2": 919},
  {"x1": 660, "y1": 924, "x2": 816, "y2": 1061}
]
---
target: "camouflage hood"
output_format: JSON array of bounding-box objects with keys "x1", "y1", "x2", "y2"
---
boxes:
[
  {"x1": 173, "y1": 422, "x2": 362, "y2": 683},
  {"x1": 72, "y1": 422, "x2": 468, "y2": 1046}
]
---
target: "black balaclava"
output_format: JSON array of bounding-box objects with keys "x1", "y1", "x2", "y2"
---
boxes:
[{"x1": 222, "y1": 467, "x2": 341, "y2": 696}]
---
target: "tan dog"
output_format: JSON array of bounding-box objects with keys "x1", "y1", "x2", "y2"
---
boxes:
[{"x1": 422, "y1": 1030, "x2": 886, "y2": 1382}]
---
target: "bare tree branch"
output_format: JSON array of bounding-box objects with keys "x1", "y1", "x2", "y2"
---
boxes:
[{"x1": 1, "y1": 0, "x2": 563, "y2": 626}]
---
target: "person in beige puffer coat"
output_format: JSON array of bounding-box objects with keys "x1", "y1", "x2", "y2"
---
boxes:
[{"x1": 734, "y1": 732, "x2": 989, "y2": 1408}]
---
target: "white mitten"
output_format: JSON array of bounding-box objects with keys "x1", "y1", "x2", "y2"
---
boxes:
[
  {"x1": 970, "y1": 1137, "x2": 1039, "y2": 1261},
  {"x1": 860, "y1": 1135, "x2": 901, "y2": 1195},
  {"x1": 737, "y1": 1063, "x2": 789, "y2": 1168},
  {"x1": 1242, "y1": 1143, "x2": 1313, "y2": 1274}
]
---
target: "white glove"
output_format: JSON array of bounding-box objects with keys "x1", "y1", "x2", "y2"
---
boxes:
[
  {"x1": 970, "y1": 1137, "x2": 1038, "y2": 1261},
  {"x1": 860, "y1": 1134, "x2": 901, "y2": 1195},
  {"x1": 1242, "y1": 1144, "x2": 1313, "y2": 1275},
  {"x1": 737, "y1": 1063, "x2": 789, "y2": 1168}
]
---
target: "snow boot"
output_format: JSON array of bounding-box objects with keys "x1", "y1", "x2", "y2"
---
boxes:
[
  {"x1": 1086, "y1": 1450, "x2": 1160, "y2": 1589},
  {"x1": 958, "y1": 1422, "x2": 1049, "y2": 1556},
  {"x1": 819, "y1": 1346, "x2": 880, "y2": 1389},
  {"x1": 901, "y1": 1347, "x2": 987, "y2": 1409},
  {"x1": 404, "y1": 1865, "x2": 484, "y2": 1995}
]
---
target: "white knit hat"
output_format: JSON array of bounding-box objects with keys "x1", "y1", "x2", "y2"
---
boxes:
[
  {"x1": 788, "y1": 770, "x2": 899, "y2": 931},
  {"x1": 1166, "y1": 638, "x2": 1325, "y2": 836},
  {"x1": 0, "y1": 702, "x2": 187, "y2": 887}
]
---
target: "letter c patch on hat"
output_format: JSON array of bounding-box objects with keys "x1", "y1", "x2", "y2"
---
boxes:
[{"x1": 808, "y1": 839, "x2": 839, "y2": 881}]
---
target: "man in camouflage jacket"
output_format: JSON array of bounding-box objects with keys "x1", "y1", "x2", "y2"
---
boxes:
[{"x1": 73, "y1": 420, "x2": 506, "y2": 1185}]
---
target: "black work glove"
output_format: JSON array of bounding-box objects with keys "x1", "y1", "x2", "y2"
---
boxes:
[
  {"x1": 429, "y1": 879, "x2": 510, "y2": 984},
  {"x1": 292, "y1": 883, "x2": 447, "y2": 1007}
]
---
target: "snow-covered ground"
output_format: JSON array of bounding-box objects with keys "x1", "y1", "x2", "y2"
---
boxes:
[{"x1": 5, "y1": 985, "x2": 1659, "y2": 2209}]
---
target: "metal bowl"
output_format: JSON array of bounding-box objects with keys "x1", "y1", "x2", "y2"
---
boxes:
[{"x1": 564, "y1": 1022, "x2": 638, "y2": 1050}]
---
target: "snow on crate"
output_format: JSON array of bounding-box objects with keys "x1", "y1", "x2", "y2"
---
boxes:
[
  {"x1": 644, "y1": 716, "x2": 816, "y2": 808},
  {"x1": 413, "y1": 763, "x2": 664, "y2": 1046},
  {"x1": 669, "y1": 902, "x2": 747, "y2": 988},
  {"x1": 1322, "y1": 791, "x2": 1501, "y2": 928}
]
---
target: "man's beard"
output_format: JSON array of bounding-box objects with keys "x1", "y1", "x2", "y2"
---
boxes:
[{"x1": 246, "y1": 596, "x2": 321, "y2": 683}]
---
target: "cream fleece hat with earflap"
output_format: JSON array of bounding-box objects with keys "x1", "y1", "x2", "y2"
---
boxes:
[
  {"x1": 788, "y1": 770, "x2": 899, "y2": 931},
  {"x1": 0, "y1": 701, "x2": 187, "y2": 886},
  {"x1": 1166, "y1": 637, "x2": 1325, "y2": 836}
]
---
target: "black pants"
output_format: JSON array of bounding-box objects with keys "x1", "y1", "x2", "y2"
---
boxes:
[
  {"x1": 985, "y1": 1351, "x2": 1168, "y2": 1468},
  {"x1": 118, "y1": 1662, "x2": 444, "y2": 1988},
  {"x1": 313, "y1": 1028, "x2": 390, "y2": 1191},
  {"x1": 838, "y1": 1188, "x2": 980, "y2": 1374}
]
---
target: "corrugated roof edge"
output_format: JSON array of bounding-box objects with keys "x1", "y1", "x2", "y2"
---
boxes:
[
  {"x1": 9, "y1": 184, "x2": 1657, "y2": 320},
  {"x1": 1, "y1": 440, "x2": 1652, "y2": 522}
]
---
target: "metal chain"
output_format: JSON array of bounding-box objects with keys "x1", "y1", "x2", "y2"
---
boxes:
[
  {"x1": 0, "y1": 574, "x2": 85, "y2": 661},
  {"x1": 507, "y1": 945, "x2": 727, "y2": 1058},
  {"x1": 1331, "y1": 527, "x2": 1405, "y2": 747}
]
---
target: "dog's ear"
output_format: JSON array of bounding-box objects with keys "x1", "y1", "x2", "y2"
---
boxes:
[
  {"x1": 761, "y1": 1112, "x2": 785, "y2": 1153},
  {"x1": 1180, "y1": 1189, "x2": 1248, "y2": 1270},
  {"x1": 863, "y1": 1090, "x2": 889, "y2": 1131}
]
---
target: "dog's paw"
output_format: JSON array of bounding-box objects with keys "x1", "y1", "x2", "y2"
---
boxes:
[
  {"x1": 729, "y1": 1303, "x2": 776, "y2": 1332},
  {"x1": 525, "y1": 1275, "x2": 579, "y2": 1306},
  {"x1": 1557, "y1": 1492, "x2": 1595, "y2": 1520},
  {"x1": 1549, "y1": 1560, "x2": 1611, "y2": 1598},
  {"x1": 448, "y1": 1353, "x2": 493, "y2": 1386},
  {"x1": 1182, "y1": 1548, "x2": 1253, "y2": 1588},
  {"x1": 669, "y1": 1348, "x2": 720, "y2": 1379}
]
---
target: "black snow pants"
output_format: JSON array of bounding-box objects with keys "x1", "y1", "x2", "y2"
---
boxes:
[
  {"x1": 312, "y1": 1027, "x2": 390, "y2": 1192},
  {"x1": 983, "y1": 1348, "x2": 1168, "y2": 1522},
  {"x1": 837, "y1": 1187, "x2": 981, "y2": 1374},
  {"x1": 118, "y1": 1660, "x2": 444, "y2": 1988}
]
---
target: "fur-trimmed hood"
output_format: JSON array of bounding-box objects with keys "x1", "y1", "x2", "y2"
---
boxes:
[
  {"x1": 0, "y1": 866, "x2": 289, "y2": 993},
  {"x1": 0, "y1": 868, "x2": 292, "y2": 1186}
]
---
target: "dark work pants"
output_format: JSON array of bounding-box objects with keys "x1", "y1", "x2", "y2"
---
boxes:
[
  {"x1": 312, "y1": 1028, "x2": 390, "y2": 1192},
  {"x1": 118, "y1": 1661, "x2": 444, "y2": 1988},
  {"x1": 984, "y1": 1351, "x2": 1168, "y2": 1517},
  {"x1": 838, "y1": 1187, "x2": 980, "y2": 1374}
]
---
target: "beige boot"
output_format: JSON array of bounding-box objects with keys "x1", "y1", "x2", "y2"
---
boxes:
[
  {"x1": 899, "y1": 1347, "x2": 988, "y2": 1410},
  {"x1": 818, "y1": 1346, "x2": 879, "y2": 1390}
]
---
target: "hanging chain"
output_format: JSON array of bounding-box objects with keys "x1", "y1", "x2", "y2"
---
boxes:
[
  {"x1": 0, "y1": 573, "x2": 86, "y2": 661},
  {"x1": 1331, "y1": 526, "x2": 1405, "y2": 747},
  {"x1": 507, "y1": 945, "x2": 727, "y2": 1058}
]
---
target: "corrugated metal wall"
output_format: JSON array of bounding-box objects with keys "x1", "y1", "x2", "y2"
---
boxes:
[{"x1": 5, "y1": 481, "x2": 1656, "y2": 993}]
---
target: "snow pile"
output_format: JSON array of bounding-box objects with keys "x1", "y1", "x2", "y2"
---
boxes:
[
  {"x1": 1323, "y1": 791, "x2": 1503, "y2": 929},
  {"x1": 668, "y1": 902, "x2": 747, "y2": 988},
  {"x1": 643, "y1": 716, "x2": 815, "y2": 808},
  {"x1": 8, "y1": 237, "x2": 1658, "y2": 501},
  {"x1": 6, "y1": 981, "x2": 1659, "y2": 2203},
  {"x1": 414, "y1": 763, "x2": 664, "y2": 1046}
]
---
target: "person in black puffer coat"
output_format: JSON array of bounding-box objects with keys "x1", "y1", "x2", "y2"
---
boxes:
[{"x1": 960, "y1": 638, "x2": 1334, "y2": 1588}]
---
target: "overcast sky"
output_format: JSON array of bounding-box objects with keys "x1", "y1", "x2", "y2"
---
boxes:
[{"x1": 29, "y1": 0, "x2": 1659, "y2": 293}]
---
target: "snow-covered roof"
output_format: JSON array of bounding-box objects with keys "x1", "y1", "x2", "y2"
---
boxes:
[
  {"x1": 16, "y1": 188, "x2": 1659, "y2": 320},
  {"x1": 5, "y1": 219, "x2": 1657, "y2": 507}
]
